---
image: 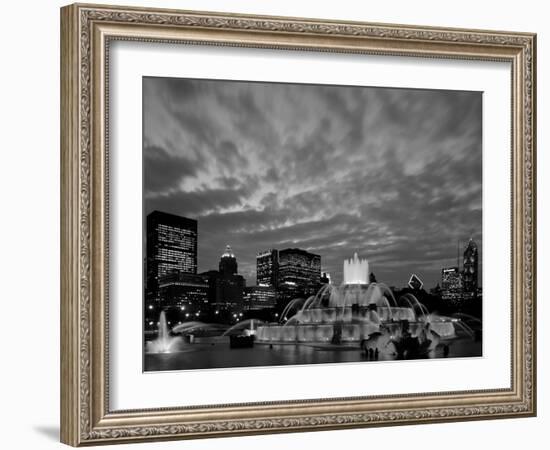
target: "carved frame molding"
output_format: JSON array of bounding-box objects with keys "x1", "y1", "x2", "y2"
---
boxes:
[{"x1": 60, "y1": 3, "x2": 536, "y2": 446}]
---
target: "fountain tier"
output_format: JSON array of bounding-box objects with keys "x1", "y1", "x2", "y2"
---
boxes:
[{"x1": 257, "y1": 254, "x2": 459, "y2": 345}]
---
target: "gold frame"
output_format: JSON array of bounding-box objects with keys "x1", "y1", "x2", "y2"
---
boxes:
[{"x1": 60, "y1": 3, "x2": 537, "y2": 446}]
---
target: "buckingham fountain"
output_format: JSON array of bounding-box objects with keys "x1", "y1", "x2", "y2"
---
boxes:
[
  {"x1": 255, "y1": 253, "x2": 459, "y2": 356},
  {"x1": 145, "y1": 254, "x2": 477, "y2": 369}
]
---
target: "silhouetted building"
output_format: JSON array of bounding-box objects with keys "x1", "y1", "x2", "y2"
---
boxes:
[
  {"x1": 200, "y1": 269, "x2": 223, "y2": 310},
  {"x1": 463, "y1": 238, "x2": 479, "y2": 297},
  {"x1": 430, "y1": 283, "x2": 442, "y2": 296},
  {"x1": 219, "y1": 274, "x2": 246, "y2": 310},
  {"x1": 219, "y1": 245, "x2": 238, "y2": 277},
  {"x1": 202, "y1": 245, "x2": 246, "y2": 313},
  {"x1": 157, "y1": 272, "x2": 209, "y2": 323},
  {"x1": 256, "y1": 249, "x2": 279, "y2": 287},
  {"x1": 320, "y1": 272, "x2": 331, "y2": 285},
  {"x1": 244, "y1": 286, "x2": 277, "y2": 311},
  {"x1": 441, "y1": 267, "x2": 463, "y2": 303},
  {"x1": 146, "y1": 210, "x2": 197, "y2": 307}
]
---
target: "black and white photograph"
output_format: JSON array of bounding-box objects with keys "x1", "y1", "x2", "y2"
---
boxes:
[{"x1": 143, "y1": 76, "x2": 483, "y2": 372}]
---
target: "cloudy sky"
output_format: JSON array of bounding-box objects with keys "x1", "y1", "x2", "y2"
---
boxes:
[{"x1": 143, "y1": 77, "x2": 482, "y2": 288}]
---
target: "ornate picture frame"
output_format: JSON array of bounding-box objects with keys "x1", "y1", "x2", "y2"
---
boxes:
[{"x1": 60, "y1": 3, "x2": 536, "y2": 446}]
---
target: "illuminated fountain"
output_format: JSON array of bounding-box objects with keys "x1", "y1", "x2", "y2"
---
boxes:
[
  {"x1": 146, "y1": 311, "x2": 182, "y2": 353},
  {"x1": 343, "y1": 253, "x2": 369, "y2": 284},
  {"x1": 172, "y1": 321, "x2": 228, "y2": 335},
  {"x1": 256, "y1": 253, "x2": 461, "y2": 351},
  {"x1": 222, "y1": 319, "x2": 267, "y2": 337}
]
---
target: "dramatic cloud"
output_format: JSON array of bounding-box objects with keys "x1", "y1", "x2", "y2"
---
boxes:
[{"x1": 143, "y1": 77, "x2": 482, "y2": 287}]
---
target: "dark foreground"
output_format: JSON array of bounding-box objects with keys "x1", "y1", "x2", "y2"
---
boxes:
[{"x1": 144, "y1": 336, "x2": 482, "y2": 372}]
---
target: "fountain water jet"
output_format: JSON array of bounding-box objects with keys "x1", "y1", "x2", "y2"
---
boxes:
[
  {"x1": 172, "y1": 321, "x2": 228, "y2": 335},
  {"x1": 343, "y1": 253, "x2": 369, "y2": 284},
  {"x1": 146, "y1": 311, "x2": 182, "y2": 354},
  {"x1": 280, "y1": 298, "x2": 307, "y2": 322},
  {"x1": 222, "y1": 319, "x2": 267, "y2": 336}
]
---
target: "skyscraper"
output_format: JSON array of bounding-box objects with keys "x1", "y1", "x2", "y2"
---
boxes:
[
  {"x1": 463, "y1": 238, "x2": 479, "y2": 296},
  {"x1": 146, "y1": 211, "x2": 197, "y2": 302},
  {"x1": 441, "y1": 267, "x2": 463, "y2": 303},
  {"x1": 156, "y1": 272, "x2": 209, "y2": 327},
  {"x1": 202, "y1": 245, "x2": 246, "y2": 313},
  {"x1": 278, "y1": 248, "x2": 321, "y2": 295},
  {"x1": 244, "y1": 285, "x2": 277, "y2": 311},
  {"x1": 256, "y1": 249, "x2": 279, "y2": 287},
  {"x1": 219, "y1": 245, "x2": 238, "y2": 277}
]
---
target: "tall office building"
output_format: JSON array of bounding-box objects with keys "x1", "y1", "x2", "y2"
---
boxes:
[
  {"x1": 219, "y1": 245, "x2": 238, "y2": 277},
  {"x1": 244, "y1": 285, "x2": 277, "y2": 311},
  {"x1": 146, "y1": 210, "x2": 197, "y2": 302},
  {"x1": 154, "y1": 272, "x2": 209, "y2": 327},
  {"x1": 202, "y1": 245, "x2": 246, "y2": 313},
  {"x1": 463, "y1": 238, "x2": 479, "y2": 296},
  {"x1": 278, "y1": 248, "x2": 321, "y2": 297},
  {"x1": 256, "y1": 249, "x2": 279, "y2": 287},
  {"x1": 441, "y1": 267, "x2": 463, "y2": 302},
  {"x1": 159, "y1": 272, "x2": 209, "y2": 310}
]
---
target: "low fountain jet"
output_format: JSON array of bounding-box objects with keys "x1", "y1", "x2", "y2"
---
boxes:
[{"x1": 146, "y1": 311, "x2": 181, "y2": 353}]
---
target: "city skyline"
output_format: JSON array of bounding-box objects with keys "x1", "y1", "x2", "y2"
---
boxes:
[
  {"x1": 143, "y1": 77, "x2": 482, "y2": 287},
  {"x1": 144, "y1": 206, "x2": 482, "y2": 370},
  {"x1": 146, "y1": 208, "x2": 479, "y2": 292}
]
